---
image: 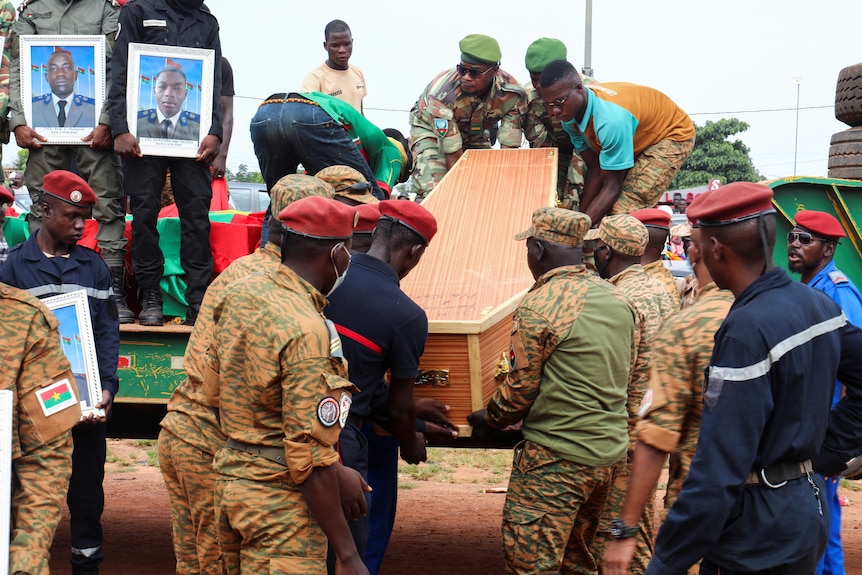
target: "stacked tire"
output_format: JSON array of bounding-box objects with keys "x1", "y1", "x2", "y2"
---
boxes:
[{"x1": 829, "y1": 62, "x2": 862, "y2": 180}]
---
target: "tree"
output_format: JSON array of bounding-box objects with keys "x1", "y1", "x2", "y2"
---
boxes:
[
  {"x1": 13, "y1": 149, "x2": 28, "y2": 173},
  {"x1": 225, "y1": 163, "x2": 264, "y2": 184},
  {"x1": 669, "y1": 118, "x2": 762, "y2": 190}
]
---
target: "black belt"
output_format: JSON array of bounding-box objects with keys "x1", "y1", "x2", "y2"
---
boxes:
[
  {"x1": 745, "y1": 459, "x2": 812, "y2": 488},
  {"x1": 259, "y1": 92, "x2": 319, "y2": 108},
  {"x1": 225, "y1": 438, "x2": 286, "y2": 466}
]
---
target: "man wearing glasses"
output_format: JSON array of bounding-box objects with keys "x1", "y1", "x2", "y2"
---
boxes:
[
  {"x1": 788, "y1": 210, "x2": 862, "y2": 575},
  {"x1": 407, "y1": 34, "x2": 526, "y2": 200},
  {"x1": 539, "y1": 59, "x2": 694, "y2": 226}
]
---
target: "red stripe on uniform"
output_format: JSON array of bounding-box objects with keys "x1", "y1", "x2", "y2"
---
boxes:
[{"x1": 334, "y1": 324, "x2": 383, "y2": 354}]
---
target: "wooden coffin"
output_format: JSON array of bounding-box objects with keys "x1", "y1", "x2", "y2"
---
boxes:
[{"x1": 400, "y1": 148, "x2": 557, "y2": 434}]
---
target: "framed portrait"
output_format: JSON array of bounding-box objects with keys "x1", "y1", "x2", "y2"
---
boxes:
[
  {"x1": 127, "y1": 43, "x2": 215, "y2": 158},
  {"x1": 20, "y1": 35, "x2": 106, "y2": 145},
  {"x1": 42, "y1": 290, "x2": 104, "y2": 419}
]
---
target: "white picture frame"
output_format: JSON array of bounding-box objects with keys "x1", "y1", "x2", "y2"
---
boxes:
[
  {"x1": 42, "y1": 290, "x2": 104, "y2": 419},
  {"x1": 19, "y1": 35, "x2": 106, "y2": 145},
  {"x1": 127, "y1": 43, "x2": 215, "y2": 158}
]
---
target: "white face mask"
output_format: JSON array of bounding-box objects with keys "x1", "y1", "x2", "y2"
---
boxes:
[{"x1": 326, "y1": 244, "x2": 351, "y2": 297}]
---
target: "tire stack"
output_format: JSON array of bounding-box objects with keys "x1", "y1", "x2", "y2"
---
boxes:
[{"x1": 829, "y1": 62, "x2": 862, "y2": 180}]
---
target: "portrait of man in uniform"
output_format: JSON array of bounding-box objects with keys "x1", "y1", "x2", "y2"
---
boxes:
[
  {"x1": 137, "y1": 66, "x2": 201, "y2": 142},
  {"x1": 19, "y1": 38, "x2": 105, "y2": 143}
]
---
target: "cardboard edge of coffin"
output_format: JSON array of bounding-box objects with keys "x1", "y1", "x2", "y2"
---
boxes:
[{"x1": 400, "y1": 148, "x2": 558, "y2": 436}]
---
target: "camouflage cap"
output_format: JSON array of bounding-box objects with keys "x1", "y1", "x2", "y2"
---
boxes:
[
  {"x1": 459, "y1": 34, "x2": 501, "y2": 65},
  {"x1": 525, "y1": 38, "x2": 567, "y2": 73},
  {"x1": 315, "y1": 165, "x2": 379, "y2": 205},
  {"x1": 269, "y1": 174, "x2": 334, "y2": 216},
  {"x1": 514, "y1": 207, "x2": 591, "y2": 246},
  {"x1": 583, "y1": 214, "x2": 649, "y2": 256}
]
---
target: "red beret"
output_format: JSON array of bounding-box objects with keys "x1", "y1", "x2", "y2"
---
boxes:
[
  {"x1": 631, "y1": 208, "x2": 671, "y2": 229},
  {"x1": 794, "y1": 210, "x2": 846, "y2": 239},
  {"x1": 354, "y1": 203, "x2": 380, "y2": 233},
  {"x1": 378, "y1": 200, "x2": 437, "y2": 243},
  {"x1": 686, "y1": 182, "x2": 774, "y2": 226},
  {"x1": 41, "y1": 170, "x2": 97, "y2": 207},
  {"x1": 277, "y1": 196, "x2": 357, "y2": 239},
  {"x1": 0, "y1": 185, "x2": 13, "y2": 204}
]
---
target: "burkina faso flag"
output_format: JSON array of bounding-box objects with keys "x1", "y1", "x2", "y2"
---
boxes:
[{"x1": 38, "y1": 379, "x2": 76, "y2": 414}]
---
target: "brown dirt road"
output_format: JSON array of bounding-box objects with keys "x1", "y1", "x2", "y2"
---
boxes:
[{"x1": 46, "y1": 441, "x2": 862, "y2": 575}]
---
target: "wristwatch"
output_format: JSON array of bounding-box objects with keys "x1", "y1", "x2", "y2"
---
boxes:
[{"x1": 610, "y1": 518, "x2": 639, "y2": 539}]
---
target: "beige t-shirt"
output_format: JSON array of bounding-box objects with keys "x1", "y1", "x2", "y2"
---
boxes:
[{"x1": 300, "y1": 62, "x2": 367, "y2": 113}]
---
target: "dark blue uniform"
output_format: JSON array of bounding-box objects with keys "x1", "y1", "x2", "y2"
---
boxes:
[
  {"x1": 324, "y1": 252, "x2": 428, "y2": 572},
  {"x1": 107, "y1": 0, "x2": 223, "y2": 311},
  {"x1": 646, "y1": 268, "x2": 862, "y2": 575},
  {"x1": 0, "y1": 232, "x2": 119, "y2": 574}
]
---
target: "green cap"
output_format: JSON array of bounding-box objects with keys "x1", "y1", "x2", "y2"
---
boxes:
[
  {"x1": 459, "y1": 34, "x2": 501, "y2": 65},
  {"x1": 514, "y1": 207, "x2": 591, "y2": 246},
  {"x1": 524, "y1": 38, "x2": 567, "y2": 73},
  {"x1": 269, "y1": 174, "x2": 334, "y2": 216},
  {"x1": 584, "y1": 214, "x2": 649, "y2": 256}
]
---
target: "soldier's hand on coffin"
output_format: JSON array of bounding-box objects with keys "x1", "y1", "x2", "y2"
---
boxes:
[
  {"x1": 423, "y1": 420, "x2": 458, "y2": 442},
  {"x1": 334, "y1": 462, "x2": 371, "y2": 521},
  {"x1": 416, "y1": 398, "x2": 458, "y2": 436},
  {"x1": 467, "y1": 409, "x2": 500, "y2": 442},
  {"x1": 399, "y1": 431, "x2": 427, "y2": 465}
]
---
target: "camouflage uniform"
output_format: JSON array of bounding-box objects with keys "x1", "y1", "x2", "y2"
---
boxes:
[
  {"x1": 1, "y1": 283, "x2": 82, "y2": 575},
  {"x1": 642, "y1": 259, "x2": 681, "y2": 314},
  {"x1": 408, "y1": 68, "x2": 526, "y2": 198},
  {"x1": 591, "y1": 263, "x2": 676, "y2": 574},
  {"x1": 158, "y1": 175, "x2": 333, "y2": 575},
  {"x1": 485, "y1": 260, "x2": 636, "y2": 575},
  {"x1": 10, "y1": 0, "x2": 126, "y2": 266},
  {"x1": 522, "y1": 82, "x2": 589, "y2": 209},
  {"x1": 0, "y1": 0, "x2": 13, "y2": 164},
  {"x1": 212, "y1": 264, "x2": 355, "y2": 575},
  {"x1": 638, "y1": 282, "x2": 734, "y2": 514}
]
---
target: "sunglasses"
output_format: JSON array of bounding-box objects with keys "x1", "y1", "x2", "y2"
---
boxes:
[
  {"x1": 787, "y1": 231, "x2": 830, "y2": 246},
  {"x1": 547, "y1": 83, "x2": 582, "y2": 110},
  {"x1": 456, "y1": 64, "x2": 495, "y2": 79},
  {"x1": 335, "y1": 181, "x2": 372, "y2": 195}
]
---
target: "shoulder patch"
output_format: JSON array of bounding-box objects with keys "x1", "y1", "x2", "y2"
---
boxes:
[
  {"x1": 508, "y1": 320, "x2": 529, "y2": 371},
  {"x1": 37, "y1": 378, "x2": 78, "y2": 417},
  {"x1": 317, "y1": 396, "x2": 340, "y2": 428},
  {"x1": 829, "y1": 270, "x2": 848, "y2": 284},
  {"x1": 434, "y1": 118, "x2": 449, "y2": 137},
  {"x1": 638, "y1": 388, "x2": 653, "y2": 418}
]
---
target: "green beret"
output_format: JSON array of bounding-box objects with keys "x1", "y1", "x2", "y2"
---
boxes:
[
  {"x1": 524, "y1": 38, "x2": 567, "y2": 73},
  {"x1": 459, "y1": 34, "x2": 501, "y2": 65}
]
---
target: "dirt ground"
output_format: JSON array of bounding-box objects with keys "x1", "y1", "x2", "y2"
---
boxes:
[{"x1": 46, "y1": 440, "x2": 862, "y2": 575}]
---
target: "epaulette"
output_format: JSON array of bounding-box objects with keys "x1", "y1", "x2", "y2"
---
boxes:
[
  {"x1": 73, "y1": 94, "x2": 95, "y2": 106},
  {"x1": 17, "y1": 0, "x2": 37, "y2": 14},
  {"x1": 179, "y1": 110, "x2": 200, "y2": 125},
  {"x1": 137, "y1": 108, "x2": 157, "y2": 122},
  {"x1": 829, "y1": 270, "x2": 849, "y2": 285},
  {"x1": 32, "y1": 93, "x2": 50, "y2": 104}
]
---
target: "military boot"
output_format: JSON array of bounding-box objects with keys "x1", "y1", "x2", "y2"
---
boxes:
[
  {"x1": 138, "y1": 287, "x2": 163, "y2": 326},
  {"x1": 109, "y1": 267, "x2": 135, "y2": 324}
]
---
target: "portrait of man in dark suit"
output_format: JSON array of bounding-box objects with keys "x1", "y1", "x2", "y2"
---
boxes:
[
  {"x1": 31, "y1": 49, "x2": 96, "y2": 130},
  {"x1": 136, "y1": 66, "x2": 200, "y2": 142}
]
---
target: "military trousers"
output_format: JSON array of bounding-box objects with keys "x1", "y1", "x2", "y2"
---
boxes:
[
  {"x1": 25, "y1": 144, "x2": 126, "y2": 266},
  {"x1": 502, "y1": 439, "x2": 620, "y2": 575},
  {"x1": 612, "y1": 136, "x2": 695, "y2": 215},
  {"x1": 68, "y1": 422, "x2": 107, "y2": 573},
  {"x1": 124, "y1": 156, "x2": 213, "y2": 307},
  {"x1": 250, "y1": 98, "x2": 382, "y2": 199},
  {"x1": 158, "y1": 426, "x2": 220, "y2": 575},
  {"x1": 215, "y1": 476, "x2": 327, "y2": 575}
]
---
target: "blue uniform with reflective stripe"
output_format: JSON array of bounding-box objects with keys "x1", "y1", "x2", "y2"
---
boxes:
[
  {"x1": 647, "y1": 267, "x2": 862, "y2": 575},
  {"x1": 809, "y1": 260, "x2": 862, "y2": 575}
]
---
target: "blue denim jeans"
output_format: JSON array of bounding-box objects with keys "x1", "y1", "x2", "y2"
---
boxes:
[{"x1": 249, "y1": 99, "x2": 382, "y2": 196}]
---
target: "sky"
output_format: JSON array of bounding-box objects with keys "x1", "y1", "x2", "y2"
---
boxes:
[{"x1": 5, "y1": 0, "x2": 860, "y2": 182}]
